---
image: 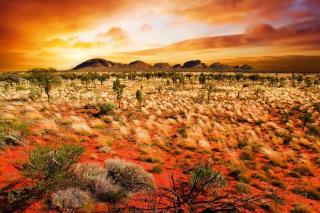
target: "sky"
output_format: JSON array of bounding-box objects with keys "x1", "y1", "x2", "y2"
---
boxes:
[{"x1": 0, "y1": 0, "x2": 320, "y2": 72}]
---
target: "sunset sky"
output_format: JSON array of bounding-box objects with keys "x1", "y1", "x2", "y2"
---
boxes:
[{"x1": 0, "y1": 0, "x2": 320, "y2": 72}]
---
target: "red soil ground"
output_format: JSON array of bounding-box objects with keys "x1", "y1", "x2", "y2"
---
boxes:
[{"x1": 0, "y1": 105, "x2": 319, "y2": 212}]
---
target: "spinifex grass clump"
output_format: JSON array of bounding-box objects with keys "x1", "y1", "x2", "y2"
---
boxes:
[
  {"x1": 53, "y1": 159, "x2": 155, "y2": 211},
  {"x1": 0, "y1": 121, "x2": 29, "y2": 149}
]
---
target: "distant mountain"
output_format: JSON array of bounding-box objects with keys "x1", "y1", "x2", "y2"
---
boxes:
[
  {"x1": 72, "y1": 58, "x2": 128, "y2": 70},
  {"x1": 210, "y1": 62, "x2": 231, "y2": 70},
  {"x1": 154, "y1": 63, "x2": 171, "y2": 69},
  {"x1": 182, "y1": 60, "x2": 208, "y2": 69},
  {"x1": 210, "y1": 62, "x2": 253, "y2": 71},
  {"x1": 72, "y1": 58, "x2": 254, "y2": 71},
  {"x1": 128, "y1": 60, "x2": 152, "y2": 69}
]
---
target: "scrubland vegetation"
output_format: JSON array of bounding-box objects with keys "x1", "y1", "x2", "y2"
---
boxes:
[{"x1": 0, "y1": 69, "x2": 319, "y2": 212}]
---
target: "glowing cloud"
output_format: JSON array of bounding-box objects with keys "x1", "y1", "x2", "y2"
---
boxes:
[{"x1": 0, "y1": 0, "x2": 319, "y2": 71}]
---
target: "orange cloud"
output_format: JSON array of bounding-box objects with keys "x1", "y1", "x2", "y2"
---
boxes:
[
  {"x1": 102, "y1": 27, "x2": 129, "y2": 42},
  {"x1": 0, "y1": 0, "x2": 319, "y2": 71},
  {"x1": 0, "y1": 0, "x2": 135, "y2": 70},
  {"x1": 125, "y1": 19, "x2": 320, "y2": 55},
  {"x1": 171, "y1": 0, "x2": 296, "y2": 24}
]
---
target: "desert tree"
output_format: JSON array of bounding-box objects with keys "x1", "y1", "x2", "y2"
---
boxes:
[
  {"x1": 199, "y1": 73, "x2": 206, "y2": 88},
  {"x1": 112, "y1": 78, "x2": 126, "y2": 109},
  {"x1": 97, "y1": 73, "x2": 109, "y2": 88},
  {"x1": 80, "y1": 73, "x2": 90, "y2": 89},
  {"x1": 136, "y1": 90, "x2": 143, "y2": 110},
  {"x1": 185, "y1": 73, "x2": 193, "y2": 84},
  {"x1": 206, "y1": 83, "x2": 214, "y2": 103},
  {"x1": 86, "y1": 72, "x2": 99, "y2": 87},
  {"x1": 249, "y1": 74, "x2": 260, "y2": 86},
  {"x1": 28, "y1": 68, "x2": 61, "y2": 102},
  {"x1": 300, "y1": 112, "x2": 312, "y2": 131},
  {"x1": 235, "y1": 73, "x2": 243, "y2": 82},
  {"x1": 254, "y1": 87, "x2": 265, "y2": 99}
]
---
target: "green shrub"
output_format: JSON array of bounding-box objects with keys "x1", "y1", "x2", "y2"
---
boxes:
[
  {"x1": 0, "y1": 121, "x2": 29, "y2": 149},
  {"x1": 20, "y1": 144, "x2": 84, "y2": 188},
  {"x1": 190, "y1": 164, "x2": 226, "y2": 188},
  {"x1": 271, "y1": 179, "x2": 286, "y2": 189},
  {"x1": 145, "y1": 157, "x2": 161, "y2": 163},
  {"x1": 173, "y1": 148, "x2": 183, "y2": 155},
  {"x1": 98, "y1": 102, "x2": 115, "y2": 116},
  {"x1": 288, "y1": 171, "x2": 302, "y2": 178},
  {"x1": 239, "y1": 150, "x2": 255, "y2": 161},
  {"x1": 290, "y1": 203, "x2": 310, "y2": 213},
  {"x1": 0, "y1": 144, "x2": 84, "y2": 212},
  {"x1": 28, "y1": 87, "x2": 41, "y2": 101},
  {"x1": 308, "y1": 124, "x2": 320, "y2": 136},
  {"x1": 151, "y1": 165, "x2": 163, "y2": 174},
  {"x1": 235, "y1": 182, "x2": 250, "y2": 194},
  {"x1": 178, "y1": 127, "x2": 187, "y2": 138},
  {"x1": 292, "y1": 186, "x2": 320, "y2": 200},
  {"x1": 238, "y1": 140, "x2": 248, "y2": 148},
  {"x1": 293, "y1": 164, "x2": 314, "y2": 176}
]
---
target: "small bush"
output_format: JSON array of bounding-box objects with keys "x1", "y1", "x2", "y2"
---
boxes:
[
  {"x1": 151, "y1": 165, "x2": 163, "y2": 174},
  {"x1": 290, "y1": 203, "x2": 310, "y2": 213},
  {"x1": 74, "y1": 163, "x2": 126, "y2": 203},
  {"x1": 288, "y1": 171, "x2": 301, "y2": 178},
  {"x1": 308, "y1": 124, "x2": 320, "y2": 136},
  {"x1": 28, "y1": 87, "x2": 41, "y2": 101},
  {"x1": 178, "y1": 127, "x2": 187, "y2": 138},
  {"x1": 292, "y1": 186, "x2": 320, "y2": 200},
  {"x1": 173, "y1": 148, "x2": 183, "y2": 155},
  {"x1": 235, "y1": 182, "x2": 250, "y2": 194},
  {"x1": 0, "y1": 144, "x2": 84, "y2": 212},
  {"x1": 190, "y1": 164, "x2": 226, "y2": 188},
  {"x1": 105, "y1": 159, "x2": 155, "y2": 193},
  {"x1": 271, "y1": 179, "x2": 286, "y2": 189},
  {"x1": 0, "y1": 121, "x2": 29, "y2": 148},
  {"x1": 145, "y1": 157, "x2": 161, "y2": 164},
  {"x1": 20, "y1": 144, "x2": 84, "y2": 190},
  {"x1": 51, "y1": 188, "x2": 92, "y2": 212},
  {"x1": 238, "y1": 140, "x2": 248, "y2": 148},
  {"x1": 239, "y1": 150, "x2": 255, "y2": 161},
  {"x1": 98, "y1": 102, "x2": 116, "y2": 116},
  {"x1": 293, "y1": 163, "x2": 314, "y2": 176}
]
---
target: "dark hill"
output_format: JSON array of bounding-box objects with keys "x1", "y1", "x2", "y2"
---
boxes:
[
  {"x1": 154, "y1": 63, "x2": 171, "y2": 69},
  {"x1": 128, "y1": 60, "x2": 152, "y2": 69},
  {"x1": 72, "y1": 58, "x2": 117, "y2": 70},
  {"x1": 183, "y1": 60, "x2": 206, "y2": 68}
]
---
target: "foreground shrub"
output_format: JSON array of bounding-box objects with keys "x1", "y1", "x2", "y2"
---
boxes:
[
  {"x1": 51, "y1": 188, "x2": 92, "y2": 212},
  {"x1": 21, "y1": 144, "x2": 84, "y2": 184},
  {"x1": 129, "y1": 164, "x2": 276, "y2": 212},
  {"x1": 105, "y1": 159, "x2": 155, "y2": 193},
  {"x1": 74, "y1": 163, "x2": 125, "y2": 203},
  {"x1": 0, "y1": 121, "x2": 29, "y2": 149},
  {"x1": 73, "y1": 159, "x2": 155, "y2": 205},
  {"x1": 0, "y1": 144, "x2": 84, "y2": 212}
]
